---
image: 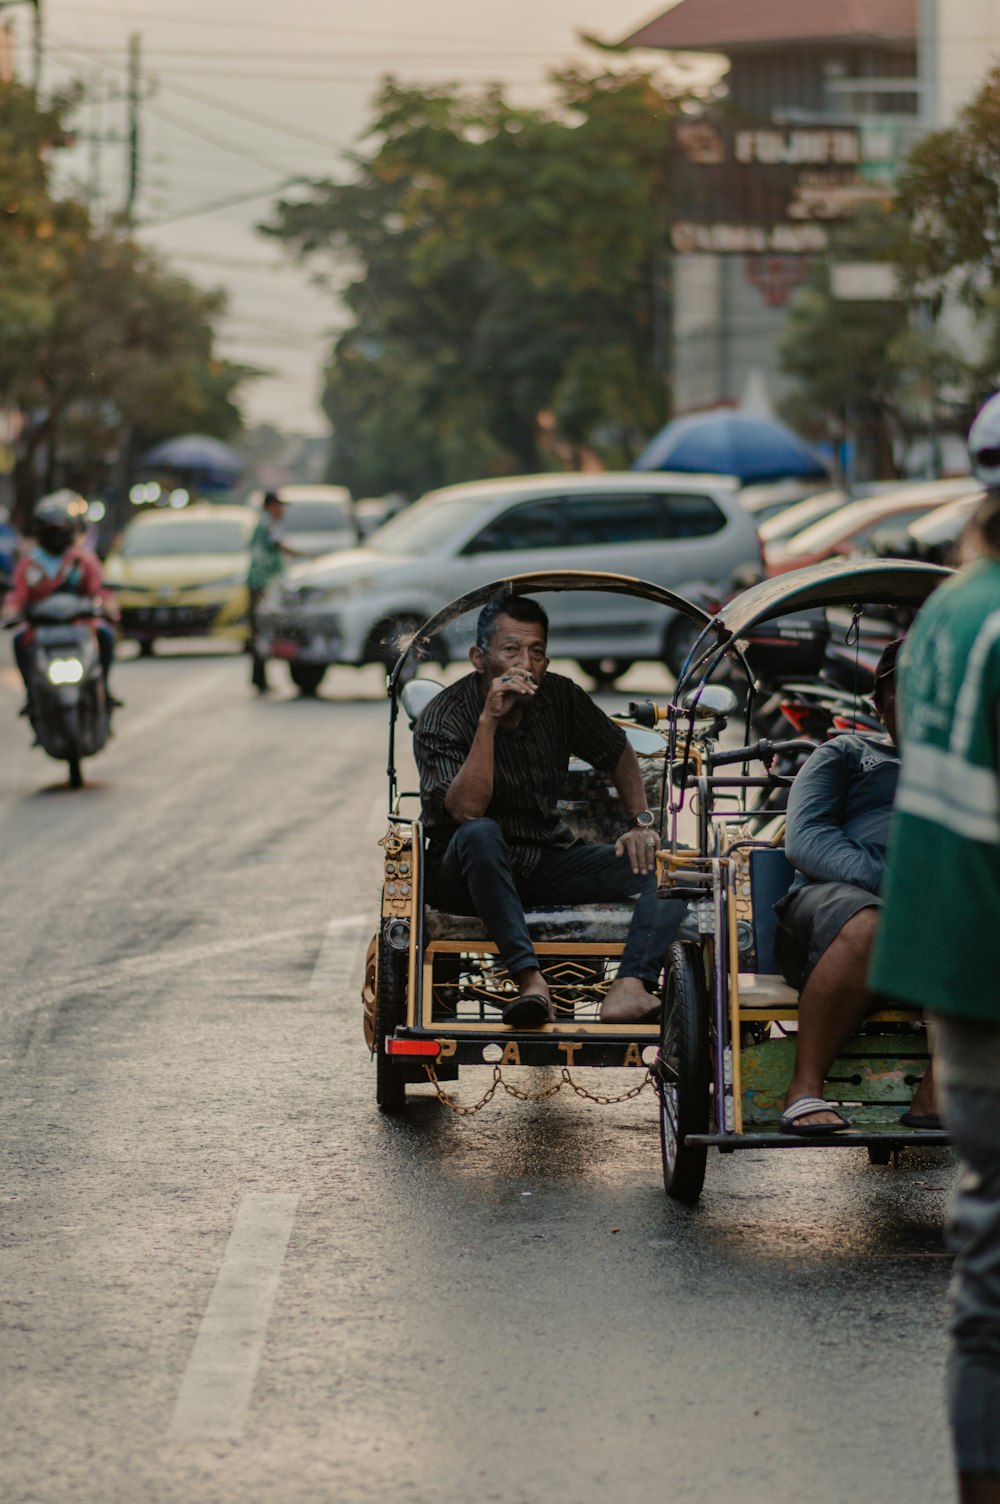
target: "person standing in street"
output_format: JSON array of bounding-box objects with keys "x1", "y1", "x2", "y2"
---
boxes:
[
  {"x1": 246, "y1": 491, "x2": 288, "y2": 694},
  {"x1": 870, "y1": 393, "x2": 1000, "y2": 1504}
]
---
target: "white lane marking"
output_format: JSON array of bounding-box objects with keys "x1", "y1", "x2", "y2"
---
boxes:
[
  {"x1": 169, "y1": 1192, "x2": 299, "y2": 1442},
  {"x1": 111, "y1": 662, "x2": 235, "y2": 746},
  {"x1": 309, "y1": 912, "x2": 370, "y2": 992}
]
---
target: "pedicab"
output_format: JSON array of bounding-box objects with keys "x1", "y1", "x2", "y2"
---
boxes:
[
  {"x1": 655, "y1": 557, "x2": 953, "y2": 1204},
  {"x1": 361, "y1": 570, "x2": 713, "y2": 1115}
]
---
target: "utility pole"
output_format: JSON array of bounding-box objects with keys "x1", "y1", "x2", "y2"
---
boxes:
[
  {"x1": 87, "y1": 68, "x2": 103, "y2": 215},
  {"x1": 919, "y1": 0, "x2": 938, "y2": 129},
  {"x1": 124, "y1": 32, "x2": 140, "y2": 224},
  {"x1": 0, "y1": 0, "x2": 41, "y2": 88}
]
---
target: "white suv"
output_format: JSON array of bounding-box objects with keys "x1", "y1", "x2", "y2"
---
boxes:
[{"x1": 256, "y1": 472, "x2": 762, "y2": 694}]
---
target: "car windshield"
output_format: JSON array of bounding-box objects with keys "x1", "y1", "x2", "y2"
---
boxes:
[
  {"x1": 121, "y1": 519, "x2": 250, "y2": 557},
  {"x1": 367, "y1": 494, "x2": 488, "y2": 556},
  {"x1": 283, "y1": 502, "x2": 351, "y2": 532}
]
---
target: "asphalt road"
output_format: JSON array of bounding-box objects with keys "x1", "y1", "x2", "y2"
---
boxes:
[{"x1": 0, "y1": 640, "x2": 958, "y2": 1504}]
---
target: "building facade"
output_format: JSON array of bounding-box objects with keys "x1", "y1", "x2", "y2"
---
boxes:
[{"x1": 622, "y1": 0, "x2": 921, "y2": 416}]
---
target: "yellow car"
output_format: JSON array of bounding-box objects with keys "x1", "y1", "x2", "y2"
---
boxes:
[{"x1": 104, "y1": 503, "x2": 256, "y2": 654}]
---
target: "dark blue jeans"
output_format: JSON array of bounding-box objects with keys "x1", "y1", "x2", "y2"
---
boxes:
[{"x1": 432, "y1": 817, "x2": 686, "y2": 988}]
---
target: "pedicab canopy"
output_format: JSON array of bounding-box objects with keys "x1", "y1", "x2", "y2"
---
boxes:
[
  {"x1": 674, "y1": 557, "x2": 953, "y2": 699},
  {"x1": 387, "y1": 570, "x2": 713, "y2": 692},
  {"x1": 384, "y1": 571, "x2": 714, "y2": 803}
]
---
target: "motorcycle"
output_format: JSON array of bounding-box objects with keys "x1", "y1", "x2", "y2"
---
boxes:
[{"x1": 9, "y1": 592, "x2": 112, "y2": 787}]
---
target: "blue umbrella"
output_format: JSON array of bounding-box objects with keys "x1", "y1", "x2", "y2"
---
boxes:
[
  {"x1": 141, "y1": 433, "x2": 244, "y2": 491},
  {"x1": 634, "y1": 412, "x2": 828, "y2": 484}
]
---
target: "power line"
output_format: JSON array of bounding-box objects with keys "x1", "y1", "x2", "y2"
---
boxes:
[
  {"x1": 50, "y1": 6, "x2": 572, "y2": 49},
  {"x1": 138, "y1": 77, "x2": 352, "y2": 153},
  {"x1": 139, "y1": 176, "x2": 304, "y2": 227},
  {"x1": 56, "y1": 42, "x2": 582, "y2": 61},
  {"x1": 49, "y1": 37, "x2": 353, "y2": 154},
  {"x1": 142, "y1": 96, "x2": 302, "y2": 177}
]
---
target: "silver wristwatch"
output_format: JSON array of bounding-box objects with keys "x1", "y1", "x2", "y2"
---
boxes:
[{"x1": 632, "y1": 810, "x2": 656, "y2": 830}]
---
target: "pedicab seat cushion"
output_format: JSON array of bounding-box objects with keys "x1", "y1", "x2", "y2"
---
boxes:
[
  {"x1": 737, "y1": 973, "x2": 799, "y2": 1009},
  {"x1": 424, "y1": 903, "x2": 635, "y2": 944}
]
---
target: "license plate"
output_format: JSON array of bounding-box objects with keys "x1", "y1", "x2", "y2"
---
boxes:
[{"x1": 271, "y1": 638, "x2": 299, "y2": 660}]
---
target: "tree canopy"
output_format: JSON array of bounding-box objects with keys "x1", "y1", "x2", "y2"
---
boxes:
[
  {"x1": 895, "y1": 64, "x2": 1000, "y2": 309},
  {"x1": 262, "y1": 66, "x2": 687, "y2": 497},
  {"x1": 779, "y1": 69, "x2": 1000, "y2": 480},
  {"x1": 0, "y1": 79, "x2": 251, "y2": 524}
]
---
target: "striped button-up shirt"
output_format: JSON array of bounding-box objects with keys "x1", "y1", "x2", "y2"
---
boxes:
[{"x1": 415, "y1": 670, "x2": 627, "y2": 877}]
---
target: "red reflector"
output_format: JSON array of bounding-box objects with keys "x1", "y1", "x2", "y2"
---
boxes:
[
  {"x1": 779, "y1": 701, "x2": 809, "y2": 734},
  {"x1": 386, "y1": 1038, "x2": 440, "y2": 1057}
]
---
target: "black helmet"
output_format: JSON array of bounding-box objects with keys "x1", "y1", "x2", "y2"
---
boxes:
[{"x1": 33, "y1": 490, "x2": 87, "y2": 554}]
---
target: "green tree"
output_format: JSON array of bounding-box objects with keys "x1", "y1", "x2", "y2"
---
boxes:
[
  {"x1": 0, "y1": 79, "x2": 251, "y2": 523},
  {"x1": 262, "y1": 64, "x2": 685, "y2": 496},
  {"x1": 778, "y1": 215, "x2": 910, "y2": 479},
  {"x1": 894, "y1": 64, "x2": 1000, "y2": 309}
]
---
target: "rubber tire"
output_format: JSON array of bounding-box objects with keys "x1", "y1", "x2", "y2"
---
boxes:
[
  {"x1": 576, "y1": 657, "x2": 633, "y2": 691},
  {"x1": 63, "y1": 705, "x2": 84, "y2": 789},
  {"x1": 657, "y1": 941, "x2": 711, "y2": 1205},
  {"x1": 138, "y1": 639, "x2": 154, "y2": 658},
  {"x1": 375, "y1": 931, "x2": 409, "y2": 1113},
  {"x1": 289, "y1": 661, "x2": 327, "y2": 696},
  {"x1": 867, "y1": 1144, "x2": 893, "y2": 1166}
]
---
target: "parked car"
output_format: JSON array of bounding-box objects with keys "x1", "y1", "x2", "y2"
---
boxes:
[
  {"x1": 763, "y1": 478, "x2": 976, "y2": 575},
  {"x1": 353, "y1": 495, "x2": 407, "y2": 539},
  {"x1": 737, "y1": 479, "x2": 825, "y2": 526},
  {"x1": 104, "y1": 503, "x2": 257, "y2": 654},
  {"x1": 756, "y1": 486, "x2": 885, "y2": 551},
  {"x1": 869, "y1": 488, "x2": 983, "y2": 566},
  {"x1": 255, "y1": 472, "x2": 763, "y2": 694},
  {"x1": 248, "y1": 485, "x2": 356, "y2": 557}
]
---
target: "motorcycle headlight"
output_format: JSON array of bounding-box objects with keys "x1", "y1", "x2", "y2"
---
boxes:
[{"x1": 47, "y1": 657, "x2": 84, "y2": 685}]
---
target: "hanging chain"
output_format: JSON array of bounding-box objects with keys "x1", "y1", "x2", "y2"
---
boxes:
[{"x1": 423, "y1": 1063, "x2": 654, "y2": 1114}]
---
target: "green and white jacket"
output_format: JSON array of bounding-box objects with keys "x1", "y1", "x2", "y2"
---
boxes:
[{"x1": 870, "y1": 557, "x2": 1000, "y2": 1021}]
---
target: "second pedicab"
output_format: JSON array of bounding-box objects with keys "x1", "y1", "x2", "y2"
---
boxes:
[{"x1": 654, "y1": 557, "x2": 953, "y2": 1204}]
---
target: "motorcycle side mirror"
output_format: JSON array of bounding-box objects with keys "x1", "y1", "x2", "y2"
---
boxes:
[{"x1": 679, "y1": 684, "x2": 739, "y2": 722}]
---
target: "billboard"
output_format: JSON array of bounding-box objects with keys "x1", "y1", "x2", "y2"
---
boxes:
[{"x1": 671, "y1": 116, "x2": 898, "y2": 254}]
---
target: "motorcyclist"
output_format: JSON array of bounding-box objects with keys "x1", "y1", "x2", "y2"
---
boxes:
[{"x1": 2, "y1": 491, "x2": 120, "y2": 715}]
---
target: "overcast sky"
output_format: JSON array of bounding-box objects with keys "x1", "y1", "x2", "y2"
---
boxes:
[{"x1": 11, "y1": 0, "x2": 698, "y2": 437}]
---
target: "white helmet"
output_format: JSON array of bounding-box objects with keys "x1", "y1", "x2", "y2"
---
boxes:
[{"x1": 968, "y1": 393, "x2": 1000, "y2": 490}]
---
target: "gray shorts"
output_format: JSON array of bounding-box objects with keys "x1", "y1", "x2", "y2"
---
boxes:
[{"x1": 773, "y1": 881, "x2": 881, "y2": 991}]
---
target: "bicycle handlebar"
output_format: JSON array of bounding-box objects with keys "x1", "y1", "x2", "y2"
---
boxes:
[{"x1": 707, "y1": 738, "x2": 816, "y2": 770}]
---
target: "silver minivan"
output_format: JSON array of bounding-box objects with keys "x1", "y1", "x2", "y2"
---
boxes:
[{"x1": 256, "y1": 472, "x2": 762, "y2": 693}]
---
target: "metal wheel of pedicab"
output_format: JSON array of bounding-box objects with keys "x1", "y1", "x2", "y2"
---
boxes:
[{"x1": 657, "y1": 941, "x2": 712, "y2": 1205}]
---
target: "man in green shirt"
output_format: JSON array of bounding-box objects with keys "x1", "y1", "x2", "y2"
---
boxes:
[
  {"x1": 247, "y1": 491, "x2": 289, "y2": 694},
  {"x1": 871, "y1": 394, "x2": 1000, "y2": 1503}
]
